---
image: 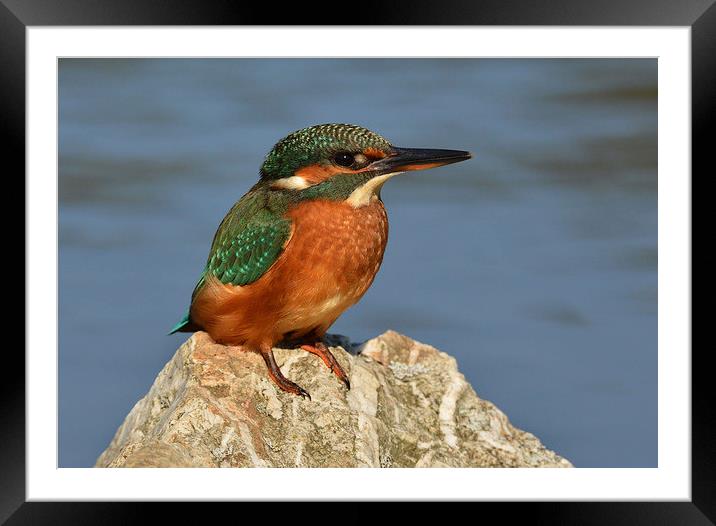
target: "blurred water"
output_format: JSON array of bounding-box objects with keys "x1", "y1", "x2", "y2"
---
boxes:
[{"x1": 59, "y1": 58, "x2": 657, "y2": 468}]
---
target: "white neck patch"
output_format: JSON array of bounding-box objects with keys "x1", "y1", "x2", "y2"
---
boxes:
[
  {"x1": 346, "y1": 172, "x2": 402, "y2": 208},
  {"x1": 271, "y1": 175, "x2": 311, "y2": 191}
]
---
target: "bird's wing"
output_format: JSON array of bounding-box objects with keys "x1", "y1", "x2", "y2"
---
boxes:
[
  {"x1": 169, "y1": 189, "x2": 292, "y2": 334},
  {"x1": 200, "y1": 190, "x2": 293, "y2": 289}
]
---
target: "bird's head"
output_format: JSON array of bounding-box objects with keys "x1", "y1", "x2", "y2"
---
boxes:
[{"x1": 259, "y1": 123, "x2": 471, "y2": 206}]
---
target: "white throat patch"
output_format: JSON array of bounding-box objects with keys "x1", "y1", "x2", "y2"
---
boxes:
[
  {"x1": 271, "y1": 176, "x2": 311, "y2": 191},
  {"x1": 346, "y1": 172, "x2": 402, "y2": 208}
]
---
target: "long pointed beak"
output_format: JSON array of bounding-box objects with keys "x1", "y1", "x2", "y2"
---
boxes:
[{"x1": 374, "y1": 146, "x2": 472, "y2": 173}]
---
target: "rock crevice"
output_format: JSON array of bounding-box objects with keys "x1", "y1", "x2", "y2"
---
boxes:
[{"x1": 96, "y1": 331, "x2": 572, "y2": 468}]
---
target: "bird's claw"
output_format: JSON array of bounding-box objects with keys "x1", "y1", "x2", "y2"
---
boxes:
[
  {"x1": 300, "y1": 343, "x2": 351, "y2": 390},
  {"x1": 260, "y1": 347, "x2": 312, "y2": 400},
  {"x1": 296, "y1": 386, "x2": 312, "y2": 400}
]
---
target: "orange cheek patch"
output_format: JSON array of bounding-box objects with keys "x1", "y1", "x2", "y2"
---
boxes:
[
  {"x1": 363, "y1": 148, "x2": 388, "y2": 160},
  {"x1": 295, "y1": 164, "x2": 345, "y2": 184},
  {"x1": 295, "y1": 148, "x2": 390, "y2": 182}
]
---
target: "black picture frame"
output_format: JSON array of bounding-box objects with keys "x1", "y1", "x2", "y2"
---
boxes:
[{"x1": 5, "y1": 0, "x2": 707, "y2": 522}]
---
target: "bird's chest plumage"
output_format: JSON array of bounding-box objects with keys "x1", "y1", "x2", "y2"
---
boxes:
[
  {"x1": 276, "y1": 199, "x2": 389, "y2": 332},
  {"x1": 191, "y1": 198, "x2": 389, "y2": 346}
]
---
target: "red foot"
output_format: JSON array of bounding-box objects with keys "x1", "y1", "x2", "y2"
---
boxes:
[
  {"x1": 259, "y1": 346, "x2": 310, "y2": 399},
  {"x1": 300, "y1": 342, "x2": 351, "y2": 390}
]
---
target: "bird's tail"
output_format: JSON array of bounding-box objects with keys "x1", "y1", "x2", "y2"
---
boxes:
[{"x1": 168, "y1": 311, "x2": 199, "y2": 335}]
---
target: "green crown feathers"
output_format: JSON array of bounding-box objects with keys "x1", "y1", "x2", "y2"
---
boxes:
[{"x1": 259, "y1": 123, "x2": 392, "y2": 181}]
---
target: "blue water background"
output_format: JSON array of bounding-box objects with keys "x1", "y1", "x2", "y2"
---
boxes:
[{"x1": 59, "y1": 58, "x2": 657, "y2": 467}]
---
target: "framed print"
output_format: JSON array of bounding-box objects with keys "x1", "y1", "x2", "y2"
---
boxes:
[{"x1": 6, "y1": 0, "x2": 708, "y2": 522}]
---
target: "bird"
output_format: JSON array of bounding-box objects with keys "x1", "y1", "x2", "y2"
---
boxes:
[{"x1": 170, "y1": 123, "x2": 471, "y2": 399}]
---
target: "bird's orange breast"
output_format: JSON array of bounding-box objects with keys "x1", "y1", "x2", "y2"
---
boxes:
[{"x1": 191, "y1": 199, "x2": 389, "y2": 347}]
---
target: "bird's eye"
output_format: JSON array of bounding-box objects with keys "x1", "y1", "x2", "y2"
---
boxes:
[{"x1": 333, "y1": 152, "x2": 356, "y2": 167}]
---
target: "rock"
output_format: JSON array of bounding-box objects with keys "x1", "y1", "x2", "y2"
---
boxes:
[{"x1": 95, "y1": 331, "x2": 572, "y2": 468}]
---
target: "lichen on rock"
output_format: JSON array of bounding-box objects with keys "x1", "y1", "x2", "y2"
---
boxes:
[{"x1": 95, "y1": 331, "x2": 572, "y2": 468}]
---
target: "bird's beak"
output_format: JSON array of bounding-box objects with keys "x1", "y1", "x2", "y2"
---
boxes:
[{"x1": 373, "y1": 146, "x2": 472, "y2": 174}]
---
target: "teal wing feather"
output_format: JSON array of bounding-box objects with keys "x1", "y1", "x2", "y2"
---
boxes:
[
  {"x1": 204, "y1": 191, "x2": 292, "y2": 287},
  {"x1": 206, "y1": 218, "x2": 291, "y2": 286},
  {"x1": 169, "y1": 188, "x2": 292, "y2": 334}
]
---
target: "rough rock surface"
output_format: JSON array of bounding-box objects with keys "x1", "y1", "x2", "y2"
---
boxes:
[{"x1": 96, "y1": 331, "x2": 572, "y2": 468}]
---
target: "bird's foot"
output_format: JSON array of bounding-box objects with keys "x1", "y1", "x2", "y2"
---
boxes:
[
  {"x1": 300, "y1": 342, "x2": 351, "y2": 390},
  {"x1": 259, "y1": 347, "x2": 311, "y2": 400}
]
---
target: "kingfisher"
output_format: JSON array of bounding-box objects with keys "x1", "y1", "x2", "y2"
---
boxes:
[{"x1": 170, "y1": 123, "x2": 471, "y2": 399}]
